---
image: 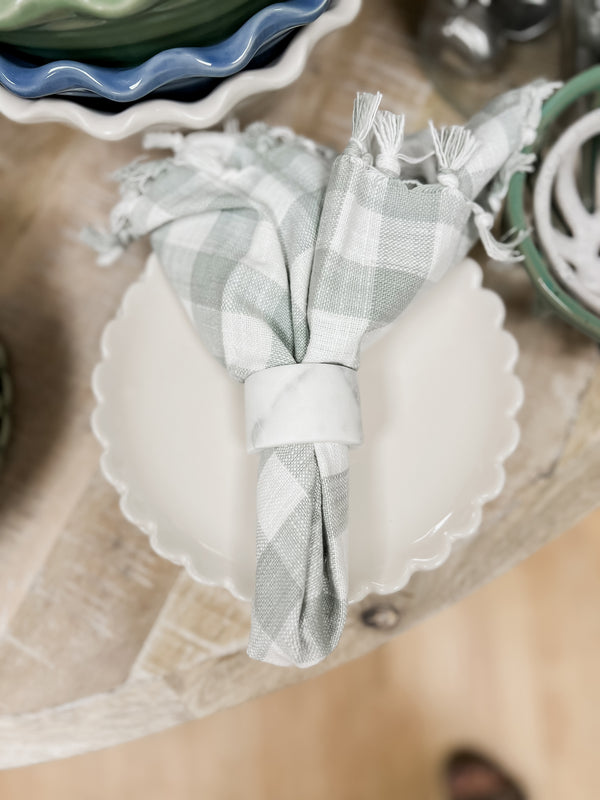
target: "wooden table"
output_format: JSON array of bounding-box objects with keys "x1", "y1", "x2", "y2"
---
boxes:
[{"x1": 1, "y1": 0, "x2": 599, "y2": 769}]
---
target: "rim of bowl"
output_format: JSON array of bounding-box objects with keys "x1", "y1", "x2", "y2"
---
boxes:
[
  {"x1": 0, "y1": 0, "x2": 362, "y2": 139},
  {"x1": 0, "y1": 0, "x2": 330, "y2": 102},
  {"x1": 506, "y1": 66, "x2": 600, "y2": 343}
]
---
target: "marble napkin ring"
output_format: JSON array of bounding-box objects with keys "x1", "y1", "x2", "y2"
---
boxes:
[{"x1": 244, "y1": 363, "x2": 363, "y2": 453}]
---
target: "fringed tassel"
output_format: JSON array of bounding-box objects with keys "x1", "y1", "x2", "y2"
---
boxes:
[
  {"x1": 470, "y1": 203, "x2": 527, "y2": 263},
  {"x1": 80, "y1": 152, "x2": 174, "y2": 266},
  {"x1": 488, "y1": 150, "x2": 537, "y2": 214},
  {"x1": 80, "y1": 226, "x2": 126, "y2": 267},
  {"x1": 267, "y1": 125, "x2": 297, "y2": 143},
  {"x1": 373, "y1": 110, "x2": 405, "y2": 176},
  {"x1": 429, "y1": 118, "x2": 536, "y2": 261},
  {"x1": 521, "y1": 80, "x2": 562, "y2": 147},
  {"x1": 143, "y1": 131, "x2": 185, "y2": 153},
  {"x1": 223, "y1": 117, "x2": 240, "y2": 135},
  {"x1": 82, "y1": 180, "x2": 147, "y2": 266},
  {"x1": 111, "y1": 157, "x2": 171, "y2": 194},
  {"x1": 347, "y1": 92, "x2": 382, "y2": 159},
  {"x1": 429, "y1": 122, "x2": 479, "y2": 183}
]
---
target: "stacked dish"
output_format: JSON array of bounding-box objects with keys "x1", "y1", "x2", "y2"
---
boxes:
[{"x1": 0, "y1": 0, "x2": 360, "y2": 138}]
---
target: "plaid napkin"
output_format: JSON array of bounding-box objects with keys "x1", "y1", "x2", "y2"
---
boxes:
[{"x1": 88, "y1": 81, "x2": 556, "y2": 667}]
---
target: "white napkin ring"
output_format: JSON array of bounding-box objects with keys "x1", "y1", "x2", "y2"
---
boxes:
[{"x1": 244, "y1": 363, "x2": 362, "y2": 453}]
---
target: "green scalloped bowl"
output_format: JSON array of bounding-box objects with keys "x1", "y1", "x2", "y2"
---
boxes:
[
  {"x1": 0, "y1": 0, "x2": 276, "y2": 67},
  {"x1": 506, "y1": 66, "x2": 600, "y2": 343},
  {"x1": 0, "y1": 0, "x2": 269, "y2": 28},
  {"x1": 0, "y1": 0, "x2": 164, "y2": 28}
]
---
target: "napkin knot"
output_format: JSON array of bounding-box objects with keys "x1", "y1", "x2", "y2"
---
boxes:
[
  {"x1": 244, "y1": 364, "x2": 362, "y2": 453},
  {"x1": 437, "y1": 170, "x2": 460, "y2": 189}
]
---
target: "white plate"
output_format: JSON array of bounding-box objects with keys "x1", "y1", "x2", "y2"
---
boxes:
[
  {"x1": 0, "y1": 0, "x2": 361, "y2": 141},
  {"x1": 92, "y1": 255, "x2": 522, "y2": 602}
]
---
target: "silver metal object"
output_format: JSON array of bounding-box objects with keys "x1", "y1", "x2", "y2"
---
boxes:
[
  {"x1": 494, "y1": 0, "x2": 560, "y2": 42},
  {"x1": 420, "y1": 0, "x2": 507, "y2": 79}
]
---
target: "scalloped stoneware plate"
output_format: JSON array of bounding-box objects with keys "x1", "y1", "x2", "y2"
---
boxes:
[
  {"x1": 92, "y1": 255, "x2": 522, "y2": 603},
  {"x1": 0, "y1": 0, "x2": 360, "y2": 140}
]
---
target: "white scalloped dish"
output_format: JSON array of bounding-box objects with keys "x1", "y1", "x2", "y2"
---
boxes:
[{"x1": 92, "y1": 255, "x2": 522, "y2": 602}]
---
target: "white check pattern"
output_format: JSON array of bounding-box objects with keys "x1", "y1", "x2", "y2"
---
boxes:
[{"x1": 89, "y1": 81, "x2": 555, "y2": 667}]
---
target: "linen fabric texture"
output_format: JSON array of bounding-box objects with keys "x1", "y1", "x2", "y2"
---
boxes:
[{"x1": 90, "y1": 81, "x2": 555, "y2": 667}]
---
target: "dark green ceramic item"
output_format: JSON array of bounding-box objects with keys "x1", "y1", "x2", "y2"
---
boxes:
[
  {"x1": 0, "y1": 0, "x2": 275, "y2": 66},
  {"x1": 506, "y1": 66, "x2": 600, "y2": 343}
]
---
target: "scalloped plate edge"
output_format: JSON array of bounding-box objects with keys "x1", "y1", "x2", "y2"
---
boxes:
[{"x1": 91, "y1": 256, "x2": 523, "y2": 604}]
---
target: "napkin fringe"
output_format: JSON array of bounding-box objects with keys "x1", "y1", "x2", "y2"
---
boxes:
[
  {"x1": 427, "y1": 119, "x2": 534, "y2": 261},
  {"x1": 79, "y1": 226, "x2": 124, "y2": 267},
  {"x1": 81, "y1": 166, "x2": 153, "y2": 266},
  {"x1": 143, "y1": 131, "x2": 186, "y2": 153},
  {"x1": 82, "y1": 165, "x2": 160, "y2": 267},
  {"x1": 144, "y1": 123, "x2": 336, "y2": 172},
  {"x1": 112, "y1": 156, "x2": 172, "y2": 193},
  {"x1": 373, "y1": 110, "x2": 405, "y2": 176},
  {"x1": 487, "y1": 150, "x2": 537, "y2": 214},
  {"x1": 475, "y1": 79, "x2": 560, "y2": 259},
  {"x1": 470, "y1": 203, "x2": 527, "y2": 262},
  {"x1": 521, "y1": 80, "x2": 563, "y2": 148},
  {"x1": 485, "y1": 80, "x2": 560, "y2": 218},
  {"x1": 348, "y1": 91, "x2": 382, "y2": 158},
  {"x1": 248, "y1": 124, "x2": 337, "y2": 161},
  {"x1": 429, "y1": 123, "x2": 479, "y2": 175}
]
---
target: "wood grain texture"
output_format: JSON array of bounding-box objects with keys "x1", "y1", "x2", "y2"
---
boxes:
[
  {"x1": 0, "y1": 0, "x2": 599, "y2": 767},
  {"x1": 1, "y1": 509, "x2": 599, "y2": 800}
]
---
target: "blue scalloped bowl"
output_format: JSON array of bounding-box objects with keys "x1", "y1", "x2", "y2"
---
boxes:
[{"x1": 0, "y1": 0, "x2": 330, "y2": 102}]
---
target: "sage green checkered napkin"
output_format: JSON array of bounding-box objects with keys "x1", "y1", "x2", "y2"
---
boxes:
[{"x1": 88, "y1": 81, "x2": 555, "y2": 667}]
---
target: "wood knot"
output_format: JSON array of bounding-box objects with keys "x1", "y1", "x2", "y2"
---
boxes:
[{"x1": 361, "y1": 603, "x2": 401, "y2": 631}]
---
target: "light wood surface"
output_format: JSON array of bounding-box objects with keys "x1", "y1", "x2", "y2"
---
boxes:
[
  {"x1": 1, "y1": 0, "x2": 599, "y2": 768},
  {"x1": 1, "y1": 509, "x2": 599, "y2": 799}
]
